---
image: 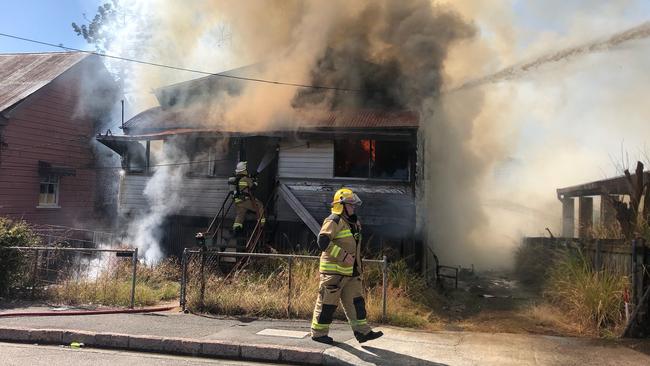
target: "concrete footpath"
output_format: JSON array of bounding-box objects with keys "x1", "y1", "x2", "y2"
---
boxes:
[{"x1": 0, "y1": 308, "x2": 648, "y2": 365}]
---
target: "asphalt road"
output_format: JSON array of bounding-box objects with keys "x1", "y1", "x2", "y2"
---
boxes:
[{"x1": 0, "y1": 342, "x2": 276, "y2": 366}]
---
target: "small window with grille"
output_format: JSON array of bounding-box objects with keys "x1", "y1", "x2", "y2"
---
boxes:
[{"x1": 38, "y1": 175, "x2": 60, "y2": 207}]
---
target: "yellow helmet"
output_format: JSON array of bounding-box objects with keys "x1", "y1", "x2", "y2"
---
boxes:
[{"x1": 331, "y1": 188, "x2": 362, "y2": 215}]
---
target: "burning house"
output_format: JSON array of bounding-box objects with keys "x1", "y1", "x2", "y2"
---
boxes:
[{"x1": 97, "y1": 65, "x2": 421, "y2": 261}]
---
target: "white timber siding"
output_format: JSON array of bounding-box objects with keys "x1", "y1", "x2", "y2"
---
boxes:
[
  {"x1": 119, "y1": 174, "x2": 231, "y2": 218},
  {"x1": 278, "y1": 140, "x2": 333, "y2": 178}
]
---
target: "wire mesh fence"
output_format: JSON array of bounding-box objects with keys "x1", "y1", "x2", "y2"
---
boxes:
[
  {"x1": 2, "y1": 246, "x2": 139, "y2": 308},
  {"x1": 180, "y1": 249, "x2": 388, "y2": 320},
  {"x1": 31, "y1": 225, "x2": 119, "y2": 248}
]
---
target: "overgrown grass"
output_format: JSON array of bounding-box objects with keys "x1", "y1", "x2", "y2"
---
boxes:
[
  {"x1": 543, "y1": 249, "x2": 628, "y2": 335},
  {"x1": 186, "y1": 257, "x2": 442, "y2": 329},
  {"x1": 49, "y1": 258, "x2": 180, "y2": 307},
  {"x1": 514, "y1": 241, "x2": 629, "y2": 336}
]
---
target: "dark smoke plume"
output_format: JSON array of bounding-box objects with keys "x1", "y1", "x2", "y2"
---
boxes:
[{"x1": 292, "y1": 1, "x2": 475, "y2": 110}]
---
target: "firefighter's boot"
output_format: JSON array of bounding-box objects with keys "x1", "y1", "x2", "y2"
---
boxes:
[
  {"x1": 311, "y1": 335, "x2": 334, "y2": 344},
  {"x1": 354, "y1": 330, "x2": 383, "y2": 343}
]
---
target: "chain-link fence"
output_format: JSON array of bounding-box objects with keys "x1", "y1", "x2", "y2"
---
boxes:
[
  {"x1": 2, "y1": 246, "x2": 139, "y2": 308},
  {"x1": 180, "y1": 249, "x2": 388, "y2": 320},
  {"x1": 31, "y1": 225, "x2": 118, "y2": 248}
]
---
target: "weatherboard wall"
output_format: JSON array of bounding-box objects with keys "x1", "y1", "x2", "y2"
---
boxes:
[
  {"x1": 278, "y1": 140, "x2": 334, "y2": 179},
  {"x1": 118, "y1": 175, "x2": 232, "y2": 218},
  {"x1": 0, "y1": 62, "x2": 99, "y2": 227}
]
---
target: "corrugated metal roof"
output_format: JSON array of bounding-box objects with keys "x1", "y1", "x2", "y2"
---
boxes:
[
  {"x1": 0, "y1": 52, "x2": 88, "y2": 113},
  {"x1": 298, "y1": 109, "x2": 419, "y2": 129},
  {"x1": 124, "y1": 106, "x2": 418, "y2": 133}
]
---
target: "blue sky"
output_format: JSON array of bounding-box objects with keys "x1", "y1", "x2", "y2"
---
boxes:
[{"x1": 0, "y1": 0, "x2": 102, "y2": 53}]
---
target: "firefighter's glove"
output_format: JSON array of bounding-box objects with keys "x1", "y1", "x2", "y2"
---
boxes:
[{"x1": 342, "y1": 253, "x2": 355, "y2": 265}]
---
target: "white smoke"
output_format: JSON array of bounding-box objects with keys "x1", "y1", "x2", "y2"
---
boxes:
[
  {"x1": 437, "y1": 1, "x2": 650, "y2": 269},
  {"x1": 125, "y1": 141, "x2": 187, "y2": 263}
]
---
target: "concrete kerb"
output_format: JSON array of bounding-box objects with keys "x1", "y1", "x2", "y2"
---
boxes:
[
  {"x1": 95, "y1": 332, "x2": 130, "y2": 348},
  {"x1": 0, "y1": 326, "x2": 326, "y2": 364}
]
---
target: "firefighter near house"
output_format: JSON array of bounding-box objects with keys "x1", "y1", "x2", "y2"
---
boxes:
[
  {"x1": 231, "y1": 161, "x2": 266, "y2": 240},
  {"x1": 310, "y1": 188, "x2": 384, "y2": 344}
]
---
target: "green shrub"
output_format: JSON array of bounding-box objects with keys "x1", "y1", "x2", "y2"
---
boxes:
[
  {"x1": 0, "y1": 218, "x2": 41, "y2": 296},
  {"x1": 514, "y1": 240, "x2": 566, "y2": 290}
]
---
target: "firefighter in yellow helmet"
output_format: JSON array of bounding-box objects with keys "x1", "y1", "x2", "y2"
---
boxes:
[
  {"x1": 310, "y1": 188, "x2": 383, "y2": 344},
  {"x1": 232, "y1": 161, "x2": 265, "y2": 237}
]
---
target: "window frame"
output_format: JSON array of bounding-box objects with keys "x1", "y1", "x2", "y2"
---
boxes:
[
  {"x1": 37, "y1": 175, "x2": 60, "y2": 208},
  {"x1": 332, "y1": 138, "x2": 411, "y2": 182}
]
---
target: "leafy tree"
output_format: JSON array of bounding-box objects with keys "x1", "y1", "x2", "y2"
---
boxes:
[{"x1": 71, "y1": 0, "x2": 120, "y2": 53}]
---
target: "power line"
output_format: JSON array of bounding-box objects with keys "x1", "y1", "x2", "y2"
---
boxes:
[{"x1": 0, "y1": 32, "x2": 361, "y2": 93}]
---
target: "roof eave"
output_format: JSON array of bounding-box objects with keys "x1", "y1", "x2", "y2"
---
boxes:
[{"x1": 556, "y1": 171, "x2": 650, "y2": 198}]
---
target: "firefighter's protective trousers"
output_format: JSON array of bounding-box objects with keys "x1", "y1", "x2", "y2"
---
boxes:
[
  {"x1": 234, "y1": 198, "x2": 265, "y2": 229},
  {"x1": 232, "y1": 176, "x2": 265, "y2": 230},
  {"x1": 311, "y1": 274, "x2": 371, "y2": 337}
]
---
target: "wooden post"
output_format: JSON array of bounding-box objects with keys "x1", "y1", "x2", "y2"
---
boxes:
[
  {"x1": 642, "y1": 239, "x2": 648, "y2": 301},
  {"x1": 578, "y1": 197, "x2": 593, "y2": 239},
  {"x1": 632, "y1": 239, "x2": 638, "y2": 303},
  {"x1": 595, "y1": 239, "x2": 602, "y2": 271},
  {"x1": 600, "y1": 195, "x2": 617, "y2": 234},
  {"x1": 562, "y1": 198, "x2": 575, "y2": 238}
]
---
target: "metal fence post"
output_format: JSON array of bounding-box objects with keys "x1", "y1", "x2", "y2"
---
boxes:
[
  {"x1": 31, "y1": 249, "x2": 39, "y2": 299},
  {"x1": 287, "y1": 257, "x2": 293, "y2": 317},
  {"x1": 382, "y1": 255, "x2": 387, "y2": 321},
  {"x1": 200, "y1": 247, "x2": 206, "y2": 310},
  {"x1": 180, "y1": 248, "x2": 188, "y2": 311},
  {"x1": 130, "y1": 248, "x2": 138, "y2": 309}
]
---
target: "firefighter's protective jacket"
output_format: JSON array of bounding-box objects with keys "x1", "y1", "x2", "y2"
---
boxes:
[
  {"x1": 234, "y1": 175, "x2": 256, "y2": 203},
  {"x1": 318, "y1": 214, "x2": 362, "y2": 276}
]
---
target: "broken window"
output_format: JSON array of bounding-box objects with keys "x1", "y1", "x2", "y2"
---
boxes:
[
  {"x1": 124, "y1": 141, "x2": 147, "y2": 173},
  {"x1": 334, "y1": 139, "x2": 410, "y2": 180}
]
